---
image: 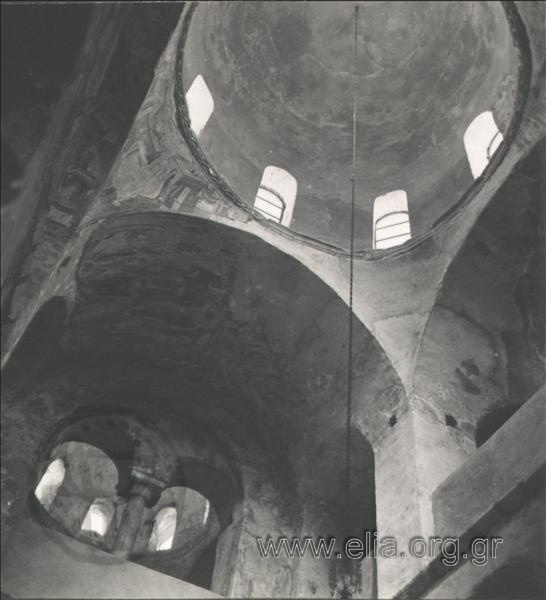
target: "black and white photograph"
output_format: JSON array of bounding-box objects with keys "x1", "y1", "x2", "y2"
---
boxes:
[{"x1": 1, "y1": 1, "x2": 545, "y2": 599}]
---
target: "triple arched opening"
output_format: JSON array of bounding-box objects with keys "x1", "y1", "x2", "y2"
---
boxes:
[{"x1": 31, "y1": 410, "x2": 240, "y2": 592}]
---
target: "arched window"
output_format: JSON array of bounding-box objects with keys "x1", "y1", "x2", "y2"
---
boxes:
[
  {"x1": 253, "y1": 166, "x2": 297, "y2": 227},
  {"x1": 373, "y1": 190, "x2": 411, "y2": 250},
  {"x1": 202, "y1": 499, "x2": 210, "y2": 526},
  {"x1": 186, "y1": 75, "x2": 214, "y2": 138},
  {"x1": 81, "y1": 498, "x2": 115, "y2": 537},
  {"x1": 34, "y1": 458, "x2": 65, "y2": 511},
  {"x1": 148, "y1": 506, "x2": 177, "y2": 551},
  {"x1": 463, "y1": 111, "x2": 503, "y2": 178}
]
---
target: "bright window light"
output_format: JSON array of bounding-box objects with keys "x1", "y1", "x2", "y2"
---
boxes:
[
  {"x1": 463, "y1": 111, "x2": 503, "y2": 178},
  {"x1": 254, "y1": 166, "x2": 297, "y2": 227},
  {"x1": 149, "y1": 506, "x2": 177, "y2": 551},
  {"x1": 34, "y1": 458, "x2": 65, "y2": 510},
  {"x1": 373, "y1": 190, "x2": 411, "y2": 250},
  {"x1": 202, "y1": 499, "x2": 210, "y2": 526},
  {"x1": 81, "y1": 499, "x2": 114, "y2": 537},
  {"x1": 186, "y1": 75, "x2": 214, "y2": 138}
]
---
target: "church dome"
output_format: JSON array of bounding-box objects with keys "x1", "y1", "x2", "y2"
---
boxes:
[{"x1": 178, "y1": 1, "x2": 521, "y2": 251}]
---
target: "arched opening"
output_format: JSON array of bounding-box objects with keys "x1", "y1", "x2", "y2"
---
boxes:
[
  {"x1": 137, "y1": 486, "x2": 221, "y2": 591},
  {"x1": 253, "y1": 166, "x2": 297, "y2": 227},
  {"x1": 81, "y1": 498, "x2": 115, "y2": 537},
  {"x1": 33, "y1": 439, "x2": 120, "y2": 549},
  {"x1": 186, "y1": 74, "x2": 214, "y2": 138},
  {"x1": 34, "y1": 458, "x2": 65, "y2": 511},
  {"x1": 51, "y1": 412, "x2": 137, "y2": 496},
  {"x1": 148, "y1": 506, "x2": 177, "y2": 551},
  {"x1": 463, "y1": 111, "x2": 503, "y2": 178},
  {"x1": 475, "y1": 404, "x2": 520, "y2": 447},
  {"x1": 373, "y1": 190, "x2": 411, "y2": 250}
]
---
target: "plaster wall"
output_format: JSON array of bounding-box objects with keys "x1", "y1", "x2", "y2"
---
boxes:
[{"x1": 1, "y1": 517, "x2": 220, "y2": 599}]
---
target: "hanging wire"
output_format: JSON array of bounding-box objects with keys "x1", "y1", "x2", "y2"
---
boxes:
[
  {"x1": 336, "y1": 8, "x2": 360, "y2": 599},
  {"x1": 346, "y1": 2, "x2": 359, "y2": 525}
]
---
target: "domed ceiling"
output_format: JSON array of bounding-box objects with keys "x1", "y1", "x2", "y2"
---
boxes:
[{"x1": 179, "y1": 1, "x2": 520, "y2": 251}]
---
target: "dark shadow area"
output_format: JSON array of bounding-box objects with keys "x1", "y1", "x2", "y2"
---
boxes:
[
  {"x1": 471, "y1": 559, "x2": 546, "y2": 599},
  {"x1": 475, "y1": 404, "x2": 520, "y2": 447}
]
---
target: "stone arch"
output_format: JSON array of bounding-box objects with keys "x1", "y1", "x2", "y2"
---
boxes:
[
  {"x1": 3, "y1": 209, "x2": 406, "y2": 596},
  {"x1": 41, "y1": 406, "x2": 179, "y2": 493}
]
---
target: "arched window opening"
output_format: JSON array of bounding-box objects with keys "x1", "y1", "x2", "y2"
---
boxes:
[
  {"x1": 148, "y1": 506, "x2": 177, "y2": 551},
  {"x1": 34, "y1": 458, "x2": 65, "y2": 511},
  {"x1": 373, "y1": 190, "x2": 411, "y2": 250},
  {"x1": 253, "y1": 166, "x2": 297, "y2": 227},
  {"x1": 50, "y1": 440, "x2": 120, "y2": 498},
  {"x1": 463, "y1": 111, "x2": 503, "y2": 179},
  {"x1": 81, "y1": 498, "x2": 114, "y2": 537},
  {"x1": 137, "y1": 486, "x2": 221, "y2": 589},
  {"x1": 202, "y1": 499, "x2": 210, "y2": 526},
  {"x1": 186, "y1": 75, "x2": 214, "y2": 138}
]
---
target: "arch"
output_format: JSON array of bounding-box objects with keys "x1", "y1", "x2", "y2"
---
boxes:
[
  {"x1": 253, "y1": 166, "x2": 297, "y2": 227},
  {"x1": 81, "y1": 498, "x2": 115, "y2": 537},
  {"x1": 50, "y1": 441, "x2": 119, "y2": 499},
  {"x1": 75, "y1": 211, "x2": 409, "y2": 394},
  {"x1": 135, "y1": 484, "x2": 224, "y2": 590},
  {"x1": 34, "y1": 458, "x2": 65, "y2": 511},
  {"x1": 186, "y1": 74, "x2": 214, "y2": 138},
  {"x1": 463, "y1": 111, "x2": 503, "y2": 178},
  {"x1": 373, "y1": 190, "x2": 411, "y2": 250},
  {"x1": 45, "y1": 406, "x2": 178, "y2": 496},
  {"x1": 149, "y1": 506, "x2": 177, "y2": 551},
  {"x1": 181, "y1": 461, "x2": 240, "y2": 530}
]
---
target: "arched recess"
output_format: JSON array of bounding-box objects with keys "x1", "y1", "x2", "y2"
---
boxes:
[
  {"x1": 30, "y1": 438, "x2": 122, "y2": 551},
  {"x1": 42, "y1": 406, "x2": 179, "y2": 496},
  {"x1": 135, "y1": 483, "x2": 228, "y2": 591},
  {"x1": 71, "y1": 211, "x2": 405, "y2": 596},
  {"x1": 3, "y1": 210, "x2": 406, "y2": 595},
  {"x1": 72, "y1": 210, "x2": 405, "y2": 387},
  {"x1": 419, "y1": 138, "x2": 546, "y2": 453}
]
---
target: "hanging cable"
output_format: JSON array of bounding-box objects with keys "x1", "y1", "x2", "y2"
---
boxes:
[{"x1": 346, "y1": 2, "x2": 359, "y2": 524}]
